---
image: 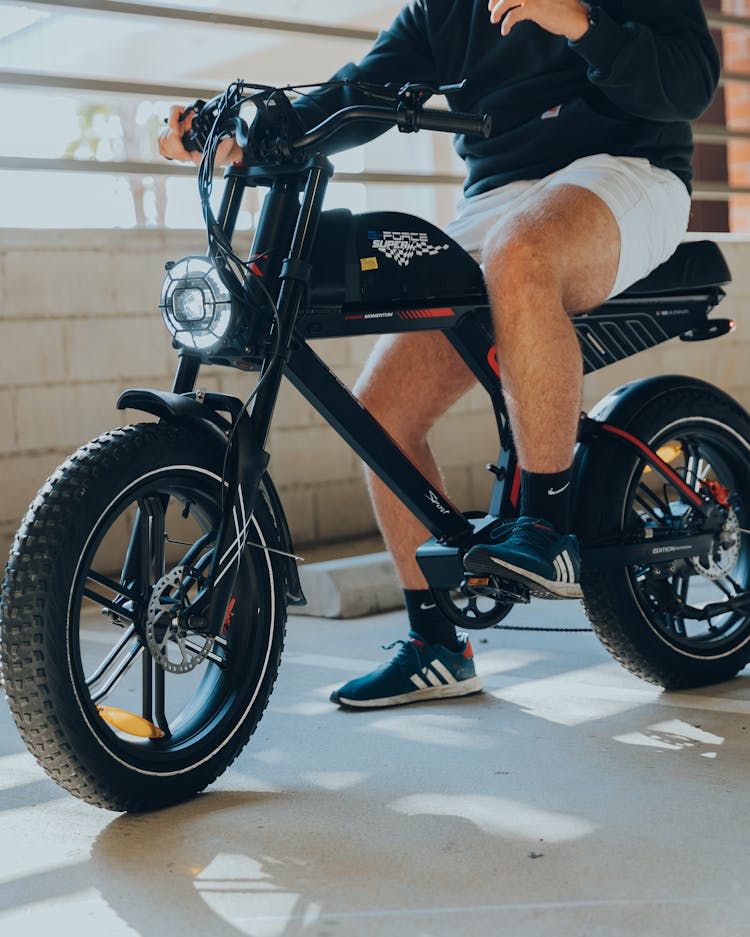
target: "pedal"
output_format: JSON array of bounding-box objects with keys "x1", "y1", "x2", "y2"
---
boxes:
[{"x1": 461, "y1": 575, "x2": 530, "y2": 605}]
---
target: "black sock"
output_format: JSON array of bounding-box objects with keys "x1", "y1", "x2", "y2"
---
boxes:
[
  {"x1": 403, "y1": 589, "x2": 459, "y2": 650},
  {"x1": 520, "y1": 466, "x2": 572, "y2": 534}
]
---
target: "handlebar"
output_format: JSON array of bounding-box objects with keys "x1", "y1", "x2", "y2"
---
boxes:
[
  {"x1": 179, "y1": 86, "x2": 492, "y2": 159},
  {"x1": 289, "y1": 103, "x2": 491, "y2": 154},
  {"x1": 415, "y1": 107, "x2": 491, "y2": 138}
]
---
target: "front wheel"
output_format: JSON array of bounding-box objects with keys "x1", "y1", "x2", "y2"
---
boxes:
[
  {"x1": 1, "y1": 423, "x2": 286, "y2": 811},
  {"x1": 578, "y1": 387, "x2": 750, "y2": 689}
]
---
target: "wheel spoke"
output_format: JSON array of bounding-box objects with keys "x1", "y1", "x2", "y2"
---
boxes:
[
  {"x1": 83, "y1": 587, "x2": 137, "y2": 622},
  {"x1": 683, "y1": 444, "x2": 702, "y2": 491},
  {"x1": 154, "y1": 664, "x2": 169, "y2": 735},
  {"x1": 86, "y1": 627, "x2": 144, "y2": 704},
  {"x1": 183, "y1": 637, "x2": 226, "y2": 668},
  {"x1": 86, "y1": 569, "x2": 141, "y2": 604},
  {"x1": 634, "y1": 482, "x2": 674, "y2": 523}
]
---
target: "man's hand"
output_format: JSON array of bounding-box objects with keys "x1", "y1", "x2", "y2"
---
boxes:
[
  {"x1": 158, "y1": 103, "x2": 243, "y2": 165},
  {"x1": 488, "y1": 0, "x2": 590, "y2": 41}
]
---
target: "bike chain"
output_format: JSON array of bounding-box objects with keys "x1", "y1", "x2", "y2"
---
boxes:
[{"x1": 491, "y1": 623, "x2": 592, "y2": 633}]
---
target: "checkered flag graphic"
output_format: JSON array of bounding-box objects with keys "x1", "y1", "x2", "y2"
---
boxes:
[{"x1": 372, "y1": 231, "x2": 450, "y2": 267}]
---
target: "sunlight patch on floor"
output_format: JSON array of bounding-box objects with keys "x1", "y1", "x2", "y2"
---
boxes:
[
  {"x1": 366, "y1": 712, "x2": 495, "y2": 749},
  {"x1": 613, "y1": 718, "x2": 724, "y2": 752},
  {"x1": 194, "y1": 852, "x2": 303, "y2": 937},
  {"x1": 489, "y1": 664, "x2": 659, "y2": 726},
  {"x1": 391, "y1": 793, "x2": 596, "y2": 842},
  {"x1": 0, "y1": 751, "x2": 45, "y2": 791}
]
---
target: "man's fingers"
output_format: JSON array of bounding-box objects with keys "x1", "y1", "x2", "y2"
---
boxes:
[
  {"x1": 489, "y1": 0, "x2": 522, "y2": 26},
  {"x1": 158, "y1": 104, "x2": 202, "y2": 164},
  {"x1": 500, "y1": 6, "x2": 528, "y2": 34}
]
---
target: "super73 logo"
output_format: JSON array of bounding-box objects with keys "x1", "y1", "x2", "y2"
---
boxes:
[{"x1": 369, "y1": 230, "x2": 449, "y2": 267}]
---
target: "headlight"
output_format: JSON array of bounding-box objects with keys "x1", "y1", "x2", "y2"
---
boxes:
[{"x1": 160, "y1": 256, "x2": 234, "y2": 352}]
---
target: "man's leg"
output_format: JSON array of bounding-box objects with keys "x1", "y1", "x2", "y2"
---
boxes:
[
  {"x1": 353, "y1": 330, "x2": 477, "y2": 588},
  {"x1": 330, "y1": 330, "x2": 484, "y2": 708},
  {"x1": 464, "y1": 183, "x2": 620, "y2": 595}
]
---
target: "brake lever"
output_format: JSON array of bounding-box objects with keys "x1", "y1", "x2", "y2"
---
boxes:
[{"x1": 397, "y1": 78, "x2": 468, "y2": 98}]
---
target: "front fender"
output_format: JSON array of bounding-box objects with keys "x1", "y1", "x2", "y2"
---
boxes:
[{"x1": 117, "y1": 387, "x2": 306, "y2": 606}]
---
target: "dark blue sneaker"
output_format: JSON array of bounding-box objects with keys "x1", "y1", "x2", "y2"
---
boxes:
[
  {"x1": 330, "y1": 632, "x2": 483, "y2": 709},
  {"x1": 463, "y1": 516, "x2": 582, "y2": 599}
]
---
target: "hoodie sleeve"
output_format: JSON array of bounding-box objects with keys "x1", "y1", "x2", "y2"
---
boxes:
[
  {"x1": 292, "y1": 0, "x2": 438, "y2": 152},
  {"x1": 569, "y1": 1, "x2": 720, "y2": 122}
]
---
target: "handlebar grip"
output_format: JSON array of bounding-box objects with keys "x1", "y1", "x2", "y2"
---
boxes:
[{"x1": 417, "y1": 108, "x2": 492, "y2": 139}]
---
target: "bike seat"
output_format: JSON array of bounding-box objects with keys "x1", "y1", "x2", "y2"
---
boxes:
[{"x1": 618, "y1": 240, "x2": 731, "y2": 297}]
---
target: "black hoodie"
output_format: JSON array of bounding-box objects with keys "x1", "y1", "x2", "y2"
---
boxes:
[{"x1": 293, "y1": 0, "x2": 720, "y2": 194}]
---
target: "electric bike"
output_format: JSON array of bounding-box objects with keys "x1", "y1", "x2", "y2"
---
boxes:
[{"x1": 2, "y1": 80, "x2": 749, "y2": 811}]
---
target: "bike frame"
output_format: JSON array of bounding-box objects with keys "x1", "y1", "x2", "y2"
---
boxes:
[{"x1": 141, "y1": 152, "x2": 727, "y2": 630}]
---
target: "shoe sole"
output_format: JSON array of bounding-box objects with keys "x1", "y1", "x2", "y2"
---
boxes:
[
  {"x1": 465, "y1": 550, "x2": 583, "y2": 600},
  {"x1": 333, "y1": 676, "x2": 484, "y2": 709}
]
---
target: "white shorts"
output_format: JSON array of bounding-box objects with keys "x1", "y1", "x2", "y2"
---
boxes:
[{"x1": 444, "y1": 153, "x2": 692, "y2": 299}]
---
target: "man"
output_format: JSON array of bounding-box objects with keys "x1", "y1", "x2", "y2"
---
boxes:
[{"x1": 160, "y1": 0, "x2": 720, "y2": 709}]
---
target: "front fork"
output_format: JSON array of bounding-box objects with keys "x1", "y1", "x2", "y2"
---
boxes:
[{"x1": 126, "y1": 159, "x2": 334, "y2": 636}]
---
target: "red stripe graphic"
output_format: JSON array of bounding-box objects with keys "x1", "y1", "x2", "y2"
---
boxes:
[
  {"x1": 397, "y1": 307, "x2": 455, "y2": 319},
  {"x1": 510, "y1": 466, "x2": 521, "y2": 508},
  {"x1": 602, "y1": 423, "x2": 704, "y2": 508}
]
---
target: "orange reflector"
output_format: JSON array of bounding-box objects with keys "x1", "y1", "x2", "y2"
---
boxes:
[
  {"x1": 643, "y1": 443, "x2": 682, "y2": 475},
  {"x1": 98, "y1": 705, "x2": 165, "y2": 739},
  {"x1": 467, "y1": 577, "x2": 490, "y2": 587}
]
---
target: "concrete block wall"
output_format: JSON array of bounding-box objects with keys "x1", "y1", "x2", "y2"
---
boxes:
[{"x1": 1, "y1": 229, "x2": 749, "y2": 566}]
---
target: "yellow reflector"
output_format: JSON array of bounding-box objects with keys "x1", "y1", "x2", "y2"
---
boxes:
[
  {"x1": 98, "y1": 705, "x2": 165, "y2": 739},
  {"x1": 644, "y1": 444, "x2": 682, "y2": 475},
  {"x1": 467, "y1": 577, "x2": 490, "y2": 587}
]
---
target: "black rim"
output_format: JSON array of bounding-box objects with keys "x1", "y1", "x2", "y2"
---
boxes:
[
  {"x1": 67, "y1": 467, "x2": 275, "y2": 771},
  {"x1": 624, "y1": 419, "x2": 750, "y2": 658}
]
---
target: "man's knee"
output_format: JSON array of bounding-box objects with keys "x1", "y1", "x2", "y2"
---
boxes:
[{"x1": 483, "y1": 222, "x2": 558, "y2": 296}]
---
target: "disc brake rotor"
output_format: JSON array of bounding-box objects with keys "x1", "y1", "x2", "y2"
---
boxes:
[
  {"x1": 146, "y1": 566, "x2": 214, "y2": 673},
  {"x1": 690, "y1": 508, "x2": 741, "y2": 581}
]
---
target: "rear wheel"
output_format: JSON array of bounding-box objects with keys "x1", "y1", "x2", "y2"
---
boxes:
[
  {"x1": 579, "y1": 388, "x2": 750, "y2": 689},
  {"x1": 1, "y1": 423, "x2": 286, "y2": 811}
]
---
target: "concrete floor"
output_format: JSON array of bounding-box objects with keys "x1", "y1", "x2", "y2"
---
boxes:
[{"x1": 2, "y1": 598, "x2": 750, "y2": 937}]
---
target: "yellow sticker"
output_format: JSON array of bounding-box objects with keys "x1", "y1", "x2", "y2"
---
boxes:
[{"x1": 360, "y1": 256, "x2": 379, "y2": 271}]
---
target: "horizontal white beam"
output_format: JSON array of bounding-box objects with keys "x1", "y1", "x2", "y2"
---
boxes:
[{"x1": 19, "y1": 0, "x2": 379, "y2": 41}]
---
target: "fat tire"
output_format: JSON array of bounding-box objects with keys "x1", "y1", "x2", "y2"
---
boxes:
[
  {"x1": 577, "y1": 388, "x2": 750, "y2": 689},
  {"x1": 0, "y1": 422, "x2": 286, "y2": 811}
]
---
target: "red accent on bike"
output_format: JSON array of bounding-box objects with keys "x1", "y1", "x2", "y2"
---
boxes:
[
  {"x1": 463, "y1": 639, "x2": 473, "y2": 659},
  {"x1": 487, "y1": 344, "x2": 501, "y2": 379},
  {"x1": 510, "y1": 466, "x2": 521, "y2": 507},
  {"x1": 601, "y1": 423, "x2": 705, "y2": 508},
  {"x1": 221, "y1": 597, "x2": 236, "y2": 636},
  {"x1": 344, "y1": 314, "x2": 365, "y2": 320},
  {"x1": 397, "y1": 307, "x2": 455, "y2": 319},
  {"x1": 706, "y1": 480, "x2": 731, "y2": 507},
  {"x1": 250, "y1": 262, "x2": 264, "y2": 278}
]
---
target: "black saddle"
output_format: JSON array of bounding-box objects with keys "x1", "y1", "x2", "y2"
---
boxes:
[{"x1": 620, "y1": 240, "x2": 731, "y2": 297}]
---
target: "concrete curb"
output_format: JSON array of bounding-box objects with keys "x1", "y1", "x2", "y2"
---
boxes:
[{"x1": 295, "y1": 551, "x2": 404, "y2": 618}]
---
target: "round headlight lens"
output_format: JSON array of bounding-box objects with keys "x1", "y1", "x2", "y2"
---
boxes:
[{"x1": 160, "y1": 256, "x2": 233, "y2": 352}]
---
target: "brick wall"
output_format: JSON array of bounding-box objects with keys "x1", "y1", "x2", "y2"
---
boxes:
[
  {"x1": 722, "y1": 0, "x2": 750, "y2": 230},
  {"x1": 1, "y1": 229, "x2": 749, "y2": 565}
]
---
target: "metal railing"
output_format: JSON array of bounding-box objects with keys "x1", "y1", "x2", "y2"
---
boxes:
[{"x1": 1, "y1": 1, "x2": 748, "y2": 208}]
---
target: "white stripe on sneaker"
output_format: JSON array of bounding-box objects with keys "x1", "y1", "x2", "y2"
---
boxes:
[
  {"x1": 423, "y1": 668, "x2": 443, "y2": 687},
  {"x1": 561, "y1": 549, "x2": 575, "y2": 582},
  {"x1": 554, "y1": 555, "x2": 566, "y2": 583},
  {"x1": 410, "y1": 673, "x2": 428, "y2": 689},
  {"x1": 430, "y1": 659, "x2": 458, "y2": 685}
]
